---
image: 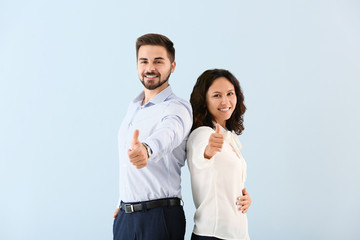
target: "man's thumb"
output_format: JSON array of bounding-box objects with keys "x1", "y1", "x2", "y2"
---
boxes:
[
  {"x1": 215, "y1": 124, "x2": 221, "y2": 133},
  {"x1": 131, "y1": 129, "x2": 140, "y2": 148}
]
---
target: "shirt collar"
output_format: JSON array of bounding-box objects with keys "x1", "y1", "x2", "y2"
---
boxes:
[{"x1": 133, "y1": 85, "x2": 173, "y2": 106}]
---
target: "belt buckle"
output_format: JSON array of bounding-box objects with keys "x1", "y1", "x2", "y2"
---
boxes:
[{"x1": 124, "y1": 204, "x2": 134, "y2": 213}]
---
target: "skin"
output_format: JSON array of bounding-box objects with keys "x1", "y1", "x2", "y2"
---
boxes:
[
  {"x1": 128, "y1": 130, "x2": 148, "y2": 169},
  {"x1": 204, "y1": 124, "x2": 224, "y2": 159},
  {"x1": 137, "y1": 45, "x2": 176, "y2": 105},
  {"x1": 205, "y1": 77, "x2": 237, "y2": 128},
  {"x1": 204, "y1": 77, "x2": 251, "y2": 213},
  {"x1": 114, "y1": 45, "x2": 176, "y2": 218},
  {"x1": 114, "y1": 208, "x2": 119, "y2": 218},
  {"x1": 236, "y1": 188, "x2": 252, "y2": 213}
]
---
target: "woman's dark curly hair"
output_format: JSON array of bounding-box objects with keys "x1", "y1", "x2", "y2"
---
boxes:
[{"x1": 190, "y1": 69, "x2": 246, "y2": 135}]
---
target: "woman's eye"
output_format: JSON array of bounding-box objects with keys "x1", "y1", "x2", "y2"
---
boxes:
[
  {"x1": 228, "y1": 92, "x2": 234, "y2": 96},
  {"x1": 213, "y1": 94, "x2": 221, "y2": 98}
]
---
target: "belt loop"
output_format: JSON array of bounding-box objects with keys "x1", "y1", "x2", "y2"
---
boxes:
[
  {"x1": 141, "y1": 201, "x2": 146, "y2": 212},
  {"x1": 167, "y1": 198, "x2": 170, "y2": 208}
]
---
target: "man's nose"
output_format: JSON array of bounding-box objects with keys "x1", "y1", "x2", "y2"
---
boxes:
[{"x1": 146, "y1": 63, "x2": 156, "y2": 72}]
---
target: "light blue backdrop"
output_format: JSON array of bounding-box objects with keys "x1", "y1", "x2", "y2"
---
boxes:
[{"x1": 1, "y1": 0, "x2": 359, "y2": 239}]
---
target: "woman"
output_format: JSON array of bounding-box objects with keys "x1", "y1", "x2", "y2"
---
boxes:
[{"x1": 187, "y1": 69, "x2": 251, "y2": 240}]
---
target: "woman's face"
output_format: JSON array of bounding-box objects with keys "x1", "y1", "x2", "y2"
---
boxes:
[{"x1": 206, "y1": 77, "x2": 237, "y2": 128}]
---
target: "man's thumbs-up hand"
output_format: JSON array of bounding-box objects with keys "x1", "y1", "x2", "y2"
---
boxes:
[
  {"x1": 204, "y1": 124, "x2": 224, "y2": 159},
  {"x1": 131, "y1": 129, "x2": 140, "y2": 149},
  {"x1": 128, "y1": 129, "x2": 149, "y2": 169}
]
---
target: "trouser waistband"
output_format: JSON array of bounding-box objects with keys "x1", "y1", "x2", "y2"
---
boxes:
[{"x1": 120, "y1": 198, "x2": 181, "y2": 214}]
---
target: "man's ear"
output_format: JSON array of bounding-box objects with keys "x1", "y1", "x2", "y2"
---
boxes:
[{"x1": 171, "y1": 61, "x2": 176, "y2": 73}]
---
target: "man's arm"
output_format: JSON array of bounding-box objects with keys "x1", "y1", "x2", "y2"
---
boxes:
[
  {"x1": 144, "y1": 103, "x2": 192, "y2": 162},
  {"x1": 128, "y1": 102, "x2": 192, "y2": 168}
]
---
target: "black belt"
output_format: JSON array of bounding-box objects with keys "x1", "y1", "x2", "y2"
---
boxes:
[{"x1": 120, "y1": 198, "x2": 181, "y2": 214}]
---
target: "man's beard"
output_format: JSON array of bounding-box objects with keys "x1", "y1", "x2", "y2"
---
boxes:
[{"x1": 140, "y1": 69, "x2": 171, "y2": 90}]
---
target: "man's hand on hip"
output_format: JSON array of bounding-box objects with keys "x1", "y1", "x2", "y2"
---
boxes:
[
  {"x1": 113, "y1": 208, "x2": 120, "y2": 218},
  {"x1": 128, "y1": 129, "x2": 149, "y2": 169}
]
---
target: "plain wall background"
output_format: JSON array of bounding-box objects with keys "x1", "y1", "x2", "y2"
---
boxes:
[{"x1": 1, "y1": 0, "x2": 360, "y2": 239}]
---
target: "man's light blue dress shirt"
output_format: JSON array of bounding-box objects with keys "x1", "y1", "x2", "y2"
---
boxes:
[{"x1": 117, "y1": 86, "x2": 193, "y2": 204}]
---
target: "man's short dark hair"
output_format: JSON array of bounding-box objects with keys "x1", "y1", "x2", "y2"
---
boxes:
[{"x1": 136, "y1": 33, "x2": 175, "y2": 62}]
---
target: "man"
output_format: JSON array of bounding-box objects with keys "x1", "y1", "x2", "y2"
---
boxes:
[{"x1": 113, "y1": 33, "x2": 192, "y2": 240}]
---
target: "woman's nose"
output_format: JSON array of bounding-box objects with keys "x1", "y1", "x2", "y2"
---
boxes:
[{"x1": 221, "y1": 96, "x2": 229, "y2": 104}]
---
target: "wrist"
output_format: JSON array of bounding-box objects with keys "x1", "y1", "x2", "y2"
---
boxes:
[
  {"x1": 142, "y1": 142, "x2": 153, "y2": 158},
  {"x1": 204, "y1": 146, "x2": 213, "y2": 159}
]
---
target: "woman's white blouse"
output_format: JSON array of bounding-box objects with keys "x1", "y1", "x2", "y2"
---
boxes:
[{"x1": 187, "y1": 126, "x2": 250, "y2": 240}]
